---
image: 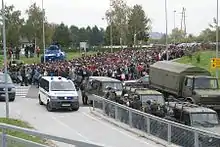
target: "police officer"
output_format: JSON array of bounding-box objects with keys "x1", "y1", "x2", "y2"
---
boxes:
[{"x1": 81, "y1": 78, "x2": 88, "y2": 105}]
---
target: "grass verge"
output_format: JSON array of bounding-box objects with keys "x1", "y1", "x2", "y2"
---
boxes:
[
  {"x1": 0, "y1": 118, "x2": 48, "y2": 146},
  {"x1": 176, "y1": 51, "x2": 216, "y2": 76},
  {"x1": 19, "y1": 51, "x2": 96, "y2": 64}
]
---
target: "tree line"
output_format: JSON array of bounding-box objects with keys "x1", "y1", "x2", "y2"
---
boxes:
[
  {"x1": 2, "y1": 0, "x2": 150, "y2": 49},
  {"x1": 149, "y1": 18, "x2": 220, "y2": 44}
]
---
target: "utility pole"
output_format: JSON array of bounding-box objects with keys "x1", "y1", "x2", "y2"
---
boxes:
[
  {"x1": 42, "y1": 0, "x2": 46, "y2": 62},
  {"x1": 165, "y1": 0, "x2": 169, "y2": 61},
  {"x1": 110, "y1": 0, "x2": 113, "y2": 53},
  {"x1": 2, "y1": 0, "x2": 9, "y2": 118},
  {"x1": 183, "y1": 8, "x2": 186, "y2": 37},
  {"x1": 216, "y1": 0, "x2": 219, "y2": 79},
  {"x1": 180, "y1": 7, "x2": 187, "y2": 37},
  {"x1": 173, "y1": 10, "x2": 176, "y2": 44}
]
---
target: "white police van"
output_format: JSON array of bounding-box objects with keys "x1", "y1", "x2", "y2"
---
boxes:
[{"x1": 38, "y1": 76, "x2": 79, "y2": 111}]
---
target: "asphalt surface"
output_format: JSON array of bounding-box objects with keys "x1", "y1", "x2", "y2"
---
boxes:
[{"x1": 0, "y1": 86, "x2": 162, "y2": 147}]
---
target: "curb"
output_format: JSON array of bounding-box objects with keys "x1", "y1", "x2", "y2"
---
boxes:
[{"x1": 90, "y1": 110, "x2": 179, "y2": 147}]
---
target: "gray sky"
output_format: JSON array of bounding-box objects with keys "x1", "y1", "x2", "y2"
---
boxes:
[{"x1": 6, "y1": 0, "x2": 217, "y2": 35}]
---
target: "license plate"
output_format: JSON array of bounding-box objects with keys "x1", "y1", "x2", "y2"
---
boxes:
[{"x1": 62, "y1": 104, "x2": 71, "y2": 107}]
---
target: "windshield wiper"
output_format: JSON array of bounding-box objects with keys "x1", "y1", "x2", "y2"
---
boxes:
[
  {"x1": 52, "y1": 89, "x2": 74, "y2": 91},
  {"x1": 204, "y1": 121, "x2": 218, "y2": 126},
  {"x1": 193, "y1": 121, "x2": 207, "y2": 127}
]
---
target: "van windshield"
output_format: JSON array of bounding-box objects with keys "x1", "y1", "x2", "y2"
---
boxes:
[{"x1": 51, "y1": 81, "x2": 76, "y2": 91}]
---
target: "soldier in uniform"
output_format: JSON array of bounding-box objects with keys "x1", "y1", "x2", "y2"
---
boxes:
[
  {"x1": 143, "y1": 100, "x2": 152, "y2": 113},
  {"x1": 132, "y1": 95, "x2": 142, "y2": 111}
]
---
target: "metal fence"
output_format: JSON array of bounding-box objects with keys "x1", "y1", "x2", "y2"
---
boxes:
[
  {"x1": 0, "y1": 123, "x2": 104, "y2": 147},
  {"x1": 91, "y1": 94, "x2": 220, "y2": 147}
]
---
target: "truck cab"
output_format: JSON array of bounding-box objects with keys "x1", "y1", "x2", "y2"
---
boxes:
[
  {"x1": 166, "y1": 102, "x2": 220, "y2": 147},
  {"x1": 167, "y1": 102, "x2": 219, "y2": 127},
  {"x1": 182, "y1": 75, "x2": 220, "y2": 108}
]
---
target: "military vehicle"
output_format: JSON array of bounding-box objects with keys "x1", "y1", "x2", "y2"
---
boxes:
[
  {"x1": 122, "y1": 87, "x2": 167, "y2": 117},
  {"x1": 149, "y1": 61, "x2": 220, "y2": 110},
  {"x1": 82, "y1": 76, "x2": 123, "y2": 105},
  {"x1": 165, "y1": 102, "x2": 220, "y2": 147},
  {"x1": 123, "y1": 75, "x2": 149, "y2": 88}
]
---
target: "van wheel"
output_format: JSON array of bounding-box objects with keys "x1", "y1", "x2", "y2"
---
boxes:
[
  {"x1": 71, "y1": 106, "x2": 79, "y2": 111},
  {"x1": 46, "y1": 102, "x2": 53, "y2": 112},
  {"x1": 38, "y1": 95, "x2": 43, "y2": 105}
]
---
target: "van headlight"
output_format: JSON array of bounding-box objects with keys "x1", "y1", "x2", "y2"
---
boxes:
[
  {"x1": 11, "y1": 87, "x2": 15, "y2": 92},
  {"x1": 73, "y1": 96, "x2": 78, "y2": 100},
  {"x1": 49, "y1": 96, "x2": 57, "y2": 99}
]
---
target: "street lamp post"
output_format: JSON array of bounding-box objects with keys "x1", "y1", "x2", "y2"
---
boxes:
[
  {"x1": 110, "y1": 1, "x2": 113, "y2": 53},
  {"x1": 216, "y1": 0, "x2": 219, "y2": 79},
  {"x1": 165, "y1": 0, "x2": 169, "y2": 61},
  {"x1": 42, "y1": 0, "x2": 46, "y2": 63},
  {"x1": 2, "y1": 0, "x2": 9, "y2": 118},
  {"x1": 173, "y1": 10, "x2": 176, "y2": 44}
]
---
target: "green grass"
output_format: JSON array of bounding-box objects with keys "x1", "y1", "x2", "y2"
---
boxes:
[
  {"x1": 0, "y1": 52, "x2": 97, "y2": 67},
  {"x1": 19, "y1": 51, "x2": 96, "y2": 64},
  {"x1": 0, "y1": 118, "x2": 48, "y2": 146},
  {"x1": 176, "y1": 51, "x2": 217, "y2": 77}
]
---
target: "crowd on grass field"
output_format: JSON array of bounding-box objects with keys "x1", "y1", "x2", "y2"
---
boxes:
[{"x1": 6, "y1": 44, "x2": 202, "y2": 86}]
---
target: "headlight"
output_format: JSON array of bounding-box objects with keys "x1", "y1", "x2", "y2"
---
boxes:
[
  {"x1": 209, "y1": 138, "x2": 213, "y2": 142},
  {"x1": 50, "y1": 96, "x2": 57, "y2": 99},
  {"x1": 73, "y1": 96, "x2": 78, "y2": 100},
  {"x1": 201, "y1": 95, "x2": 209, "y2": 97}
]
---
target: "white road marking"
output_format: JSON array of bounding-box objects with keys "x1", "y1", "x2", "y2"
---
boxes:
[
  {"x1": 51, "y1": 116, "x2": 90, "y2": 141},
  {"x1": 15, "y1": 85, "x2": 31, "y2": 98},
  {"x1": 51, "y1": 115, "x2": 113, "y2": 147},
  {"x1": 80, "y1": 111, "x2": 153, "y2": 146}
]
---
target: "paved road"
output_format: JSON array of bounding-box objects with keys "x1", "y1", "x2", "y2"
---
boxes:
[
  {"x1": 0, "y1": 86, "x2": 162, "y2": 147},
  {"x1": 15, "y1": 84, "x2": 31, "y2": 98}
]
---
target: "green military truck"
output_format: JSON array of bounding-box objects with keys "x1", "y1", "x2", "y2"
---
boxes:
[{"x1": 149, "y1": 61, "x2": 220, "y2": 110}]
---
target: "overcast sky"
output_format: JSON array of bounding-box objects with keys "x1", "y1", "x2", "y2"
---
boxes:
[{"x1": 5, "y1": 0, "x2": 217, "y2": 35}]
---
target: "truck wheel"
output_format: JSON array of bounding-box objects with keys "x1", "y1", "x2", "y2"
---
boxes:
[{"x1": 186, "y1": 98, "x2": 194, "y2": 104}]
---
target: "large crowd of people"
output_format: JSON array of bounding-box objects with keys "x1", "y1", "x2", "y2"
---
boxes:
[{"x1": 6, "y1": 44, "x2": 200, "y2": 87}]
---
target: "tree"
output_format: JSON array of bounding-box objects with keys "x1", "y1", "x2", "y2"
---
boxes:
[
  {"x1": 128, "y1": 4, "x2": 151, "y2": 45},
  {"x1": 69, "y1": 25, "x2": 79, "y2": 47},
  {"x1": 169, "y1": 28, "x2": 185, "y2": 43},
  {"x1": 52, "y1": 23, "x2": 70, "y2": 47},
  {"x1": 25, "y1": 3, "x2": 44, "y2": 45},
  {"x1": 104, "y1": 24, "x2": 120, "y2": 45},
  {"x1": 4, "y1": 5, "x2": 24, "y2": 47},
  {"x1": 105, "y1": 0, "x2": 131, "y2": 45}
]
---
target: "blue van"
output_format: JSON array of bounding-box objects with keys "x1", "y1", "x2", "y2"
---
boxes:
[{"x1": 41, "y1": 45, "x2": 66, "y2": 63}]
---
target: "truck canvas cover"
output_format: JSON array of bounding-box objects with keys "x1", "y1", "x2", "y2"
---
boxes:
[{"x1": 149, "y1": 61, "x2": 211, "y2": 95}]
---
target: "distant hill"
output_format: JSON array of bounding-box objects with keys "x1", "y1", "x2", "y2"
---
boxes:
[{"x1": 149, "y1": 32, "x2": 164, "y2": 39}]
